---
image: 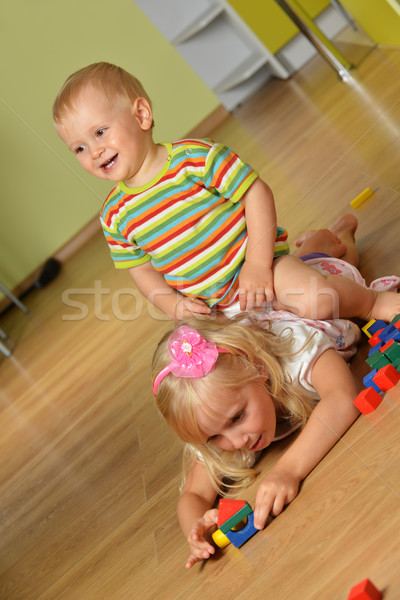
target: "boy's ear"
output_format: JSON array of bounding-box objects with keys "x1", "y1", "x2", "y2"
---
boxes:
[{"x1": 132, "y1": 97, "x2": 154, "y2": 131}]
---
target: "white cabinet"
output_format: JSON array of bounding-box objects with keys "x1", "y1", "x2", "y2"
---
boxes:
[{"x1": 133, "y1": 0, "x2": 290, "y2": 110}]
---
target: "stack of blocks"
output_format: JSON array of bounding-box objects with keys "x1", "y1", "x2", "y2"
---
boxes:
[
  {"x1": 354, "y1": 314, "x2": 400, "y2": 414},
  {"x1": 212, "y1": 499, "x2": 258, "y2": 549}
]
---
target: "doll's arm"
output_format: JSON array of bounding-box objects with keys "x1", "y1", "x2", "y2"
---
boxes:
[
  {"x1": 254, "y1": 349, "x2": 359, "y2": 529},
  {"x1": 129, "y1": 262, "x2": 211, "y2": 321},
  {"x1": 239, "y1": 178, "x2": 278, "y2": 310},
  {"x1": 177, "y1": 460, "x2": 219, "y2": 569}
]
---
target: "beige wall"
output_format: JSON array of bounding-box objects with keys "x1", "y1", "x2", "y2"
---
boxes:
[{"x1": 0, "y1": 0, "x2": 219, "y2": 291}]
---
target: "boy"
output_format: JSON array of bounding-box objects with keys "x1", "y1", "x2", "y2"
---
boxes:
[{"x1": 53, "y1": 62, "x2": 400, "y2": 324}]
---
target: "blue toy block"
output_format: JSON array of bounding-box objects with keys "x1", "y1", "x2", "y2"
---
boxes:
[
  {"x1": 365, "y1": 319, "x2": 386, "y2": 336},
  {"x1": 225, "y1": 511, "x2": 258, "y2": 548},
  {"x1": 368, "y1": 344, "x2": 382, "y2": 356},
  {"x1": 380, "y1": 324, "x2": 400, "y2": 343},
  {"x1": 363, "y1": 369, "x2": 381, "y2": 393}
]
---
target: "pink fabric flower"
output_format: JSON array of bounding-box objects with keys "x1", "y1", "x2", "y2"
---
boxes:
[
  {"x1": 167, "y1": 326, "x2": 219, "y2": 378},
  {"x1": 153, "y1": 326, "x2": 227, "y2": 394}
]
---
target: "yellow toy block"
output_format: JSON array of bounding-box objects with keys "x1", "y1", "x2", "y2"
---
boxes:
[
  {"x1": 350, "y1": 187, "x2": 373, "y2": 209},
  {"x1": 362, "y1": 319, "x2": 376, "y2": 338}
]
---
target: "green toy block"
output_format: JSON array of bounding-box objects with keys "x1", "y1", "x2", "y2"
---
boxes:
[
  {"x1": 219, "y1": 502, "x2": 253, "y2": 534},
  {"x1": 390, "y1": 313, "x2": 400, "y2": 326},
  {"x1": 382, "y1": 340, "x2": 400, "y2": 364},
  {"x1": 366, "y1": 351, "x2": 391, "y2": 370}
]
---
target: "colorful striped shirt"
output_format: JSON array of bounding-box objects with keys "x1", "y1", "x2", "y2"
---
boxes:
[{"x1": 100, "y1": 139, "x2": 289, "y2": 308}]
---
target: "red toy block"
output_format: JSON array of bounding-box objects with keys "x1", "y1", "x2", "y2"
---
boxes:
[
  {"x1": 347, "y1": 578, "x2": 382, "y2": 600},
  {"x1": 353, "y1": 388, "x2": 382, "y2": 414},
  {"x1": 368, "y1": 330, "x2": 384, "y2": 347},
  {"x1": 217, "y1": 498, "x2": 247, "y2": 528},
  {"x1": 373, "y1": 364, "x2": 400, "y2": 391},
  {"x1": 379, "y1": 339, "x2": 394, "y2": 353}
]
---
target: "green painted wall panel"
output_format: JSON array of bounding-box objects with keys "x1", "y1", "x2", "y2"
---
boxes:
[{"x1": 0, "y1": 0, "x2": 219, "y2": 290}]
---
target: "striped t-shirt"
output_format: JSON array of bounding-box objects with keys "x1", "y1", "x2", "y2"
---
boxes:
[{"x1": 100, "y1": 139, "x2": 289, "y2": 309}]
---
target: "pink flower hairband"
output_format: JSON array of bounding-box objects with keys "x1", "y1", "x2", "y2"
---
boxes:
[{"x1": 153, "y1": 326, "x2": 229, "y2": 395}]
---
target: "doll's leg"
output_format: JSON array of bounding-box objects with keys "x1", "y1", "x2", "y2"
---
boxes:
[
  {"x1": 294, "y1": 214, "x2": 359, "y2": 267},
  {"x1": 272, "y1": 254, "x2": 400, "y2": 322}
]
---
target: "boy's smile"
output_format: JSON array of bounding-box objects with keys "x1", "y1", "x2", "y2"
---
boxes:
[
  {"x1": 55, "y1": 84, "x2": 163, "y2": 188},
  {"x1": 196, "y1": 381, "x2": 277, "y2": 452}
]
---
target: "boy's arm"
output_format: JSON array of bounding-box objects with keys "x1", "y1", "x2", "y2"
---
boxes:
[
  {"x1": 239, "y1": 178, "x2": 278, "y2": 310},
  {"x1": 178, "y1": 460, "x2": 219, "y2": 569},
  {"x1": 254, "y1": 349, "x2": 359, "y2": 529},
  {"x1": 129, "y1": 261, "x2": 210, "y2": 321}
]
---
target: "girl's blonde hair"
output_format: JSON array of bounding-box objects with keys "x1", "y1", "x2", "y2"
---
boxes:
[
  {"x1": 52, "y1": 61, "x2": 153, "y2": 124},
  {"x1": 152, "y1": 315, "x2": 316, "y2": 497}
]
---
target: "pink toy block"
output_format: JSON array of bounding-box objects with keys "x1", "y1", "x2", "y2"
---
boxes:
[
  {"x1": 373, "y1": 364, "x2": 400, "y2": 391},
  {"x1": 347, "y1": 578, "x2": 382, "y2": 600},
  {"x1": 353, "y1": 388, "x2": 382, "y2": 414}
]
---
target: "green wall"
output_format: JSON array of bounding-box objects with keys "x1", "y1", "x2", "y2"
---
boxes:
[{"x1": 0, "y1": 0, "x2": 219, "y2": 291}]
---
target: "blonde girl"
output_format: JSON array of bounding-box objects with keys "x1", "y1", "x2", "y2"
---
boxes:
[{"x1": 152, "y1": 314, "x2": 360, "y2": 569}]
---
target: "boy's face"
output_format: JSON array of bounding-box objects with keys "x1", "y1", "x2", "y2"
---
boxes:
[{"x1": 55, "y1": 84, "x2": 153, "y2": 186}]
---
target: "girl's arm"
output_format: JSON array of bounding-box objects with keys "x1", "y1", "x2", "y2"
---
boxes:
[
  {"x1": 177, "y1": 460, "x2": 219, "y2": 569},
  {"x1": 254, "y1": 348, "x2": 360, "y2": 529},
  {"x1": 129, "y1": 262, "x2": 211, "y2": 321},
  {"x1": 239, "y1": 178, "x2": 278, "y2": 310}
]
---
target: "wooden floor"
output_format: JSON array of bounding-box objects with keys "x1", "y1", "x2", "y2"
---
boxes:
[{"x1": 1, "y1": 45, "x2": 400, "y2": 599}]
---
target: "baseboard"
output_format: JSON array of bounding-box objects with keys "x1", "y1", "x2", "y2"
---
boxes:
[{"x1": 0, "y1": 215, "x2": 100, "y2": 313}]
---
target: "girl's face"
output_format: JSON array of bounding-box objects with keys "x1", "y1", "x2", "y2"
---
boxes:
[
  {"x1": 196, "y1": 381, "x2": 277, "y2": 452},
  {"x1": 55, "y1": 84, "x2": 155, "y2": 187}
]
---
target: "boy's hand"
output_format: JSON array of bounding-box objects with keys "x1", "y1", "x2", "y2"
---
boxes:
[
  {"x1": 175, "y1": 296, "x2": 211, "y2": 321},
  {"x1": 238, "y1": 262, "x2": 274, "y2": 311},
  {"x1": 185, "y1": 509, "x2": 219, "y2": 569},
  {"x1": 253, "y1": 467, "x2": 301, "y2": 530}
]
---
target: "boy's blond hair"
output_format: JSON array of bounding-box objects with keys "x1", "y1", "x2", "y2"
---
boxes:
[
  {"x1": 53, "y1": 61, "x2": 152, "y2": 124},
  {"x1": 152, "y1": 315, "x2": 316, "y2": 497}
]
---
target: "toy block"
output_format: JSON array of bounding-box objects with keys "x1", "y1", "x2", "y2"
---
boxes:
[
  {"x1": 366, "y1": 350, "x2": 391, "y2": 370},
  {"x1": 217, "y1": 498, "x2": 247, "y2": 528},
  {"x1": 225, "y1": 511, "x2": 258, "y2": 548},
  {"x1": 219, "y1": 502, "x2": 253, "y2": 534},
  {"x1": 379, "y1": 340, "x2": 400, "y2": 364},
  {"x1": 363, "y1": 369, "x2": 381, "y2": 393},
  {"x1": 390, "y1": 313, "x2": 400, "y2": 326},
  {"x1": 350, "y1": 186, "x2": 373, "y2": 209},
  {"x1": 373, "y1": 364, "x2": 400, "y2": 391},
  {"x1": 362, "y1": 319, "x2": 386, "y2": 337},
  {"x1": 361, "y1": 320, "x2": 376, "y2": 338},
  {"x1": 367, "y1": 331, "x2": 384, "y2": 347},
  {"x1": 354, "y1": 388, "x2": 382, "y2": 414},
  {"x1": 368, "y1": 343, "x2": 382, "y2": 356},
  {"x1": 380, "y1": 324, "x2": 400, "y2": 344},
  {"x1": 212, "y1": 528, "x2": 231, "y2": 548},
  {"x1": 380, "y1": 339, "x2": 394, "y2": 354},
  {"x1": 347, "y1": 577, "x2": 382, "y2": 600}
]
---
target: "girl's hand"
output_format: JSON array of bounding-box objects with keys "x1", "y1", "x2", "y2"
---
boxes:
[
  {"x1": 185, "y1": 509, "x2": 219, "y2": 569},
  {"x1": 253, "y1": 467, "x2": 301, "y2": 530},
  {"x1": 174, "y1": 296, "x2": 211, "y2": 321},
  {"x1": 238, "y1": 262, "x2": 274, "y2": 311}
]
